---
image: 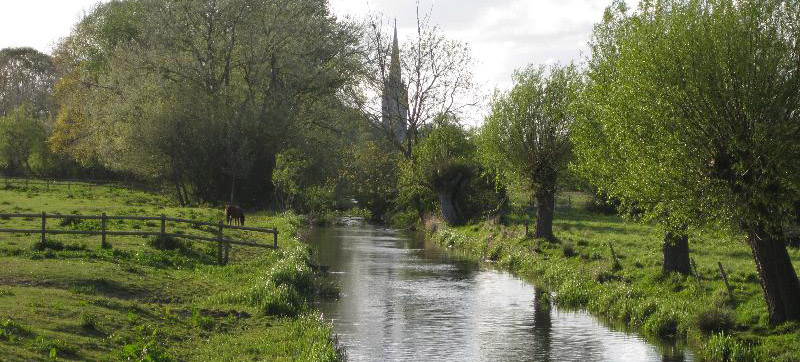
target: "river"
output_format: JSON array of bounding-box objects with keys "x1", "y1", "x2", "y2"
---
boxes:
[{"x1": 307, "y1": 222, "x2": 692, "y2": 362}]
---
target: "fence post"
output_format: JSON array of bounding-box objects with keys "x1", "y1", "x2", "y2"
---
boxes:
[
  {"x1": 160, "y1": 214, "x2": 166, "y2": 236},
  {"x1": 718, "y1": 261, "x2": 734, "y2": 299},
  {"x1": 273, "y1": 230, "x2": 278, "y2": 249},
  {"x1": 101, "y1": 213, "x2": 109, "y2": 249},
  {"x1": 41, "y1": 212, "x2": 46, "y2": 245},
  {"x1": 217, "y1": 221, "x2": 224, "y2": 265}
]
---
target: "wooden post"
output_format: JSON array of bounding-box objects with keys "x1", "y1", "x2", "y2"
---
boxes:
[
  {"x1": 224, "y1": 242, "x2": 230, "y2": 264},
  {"x1": 217, "y1": 221, "x2": 224, "y2": 265},
  {"x1": 160, "y1": 214, "x2": 166, "y2": 236},
  {"x1": 718, "y1": 261, "x2": 734, "y2": 299},
  {"x1": 273, "y1": 230, "x2": 278, "y2": 249},
  {"x1": 41, "y1": 212, "x2": 46, "y2": 245},
  {"x1": 101, "y1": 212, "x2": 108, "y2": 249},
  {"x1": 524, "y1": 221, "x2": 529, "y2": 237}
]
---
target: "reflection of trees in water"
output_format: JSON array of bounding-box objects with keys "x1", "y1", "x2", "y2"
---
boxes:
[
  {"x1": 532, "y1": 289, "x2": 552, "y2": 362},
  {"x1": 660, "y1": 346, "x2": 686, "y2": 362}
]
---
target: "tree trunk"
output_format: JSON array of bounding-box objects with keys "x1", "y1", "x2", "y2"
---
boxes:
[
  {"x1": 534, "y1": 189, "x2": 555, "y2": 240},
  {"x1": 662, "y1": 231, "x2": 690, "y2": 275},
  {"x1": 748, "y1": 223, "x2": 800, "y2": 324},
  {"x1": 438, "y1": 189, "x2": 462, "y2": 226}
]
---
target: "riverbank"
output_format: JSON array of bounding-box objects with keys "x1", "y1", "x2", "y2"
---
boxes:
[
  {"x1": 425, "y1": 207, "x2": 800, "y2": 362},
  {"x1": 0, "y1": 183, "x2": 342, "y2": 361}
]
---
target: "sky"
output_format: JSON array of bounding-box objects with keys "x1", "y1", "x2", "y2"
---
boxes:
[{"x1": 0, "y1": 0, "x2": 636, "y2": 123}]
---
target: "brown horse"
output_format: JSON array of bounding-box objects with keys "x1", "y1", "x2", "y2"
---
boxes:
[{"x1": 225, "y1": 205, "x2": 245, "y2": 226}]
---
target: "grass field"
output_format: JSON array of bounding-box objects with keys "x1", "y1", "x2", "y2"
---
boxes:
[
  {"x1": 428, "y1": 193, "x2": 800, "y2": 362},
  {"x1": 0, "y1": 182, "x2": 342, "y2": 362}
]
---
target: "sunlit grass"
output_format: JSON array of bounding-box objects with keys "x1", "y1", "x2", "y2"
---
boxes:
[
  {"x1": 432, "y1": 202, "x2": 800, "y2": 362},
  {"x1": 0, "y1": 183, "x2": 341, "y2": 361}
]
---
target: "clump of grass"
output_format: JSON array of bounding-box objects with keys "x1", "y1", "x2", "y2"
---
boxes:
[
  {"x1": 191, "y1": 309, "x2": 215, "y2": 331},
  {"x1": 215, "y1": 246, "x2": 314, "y2": 316},
  {"x1": 0, "y1": 318, "x2": 29, "y2": 341},
  {"x1": 695, "y1": 307, "x2": 735, "y2": 334},
  {"x1": 561, "y1": 241, "x2": 575, "y2": 257},
  {"x1": 116, "y1": 329, "x2": 175, "y2": 362},
  {"x1": 32, "y1": 238, "x2": 86, "y2": 252},
  {"x1": 35, "y1": 336, "x2": 78, "y2": 358},
  {"x1": 0, "y1": 288, "x2": 13, "y2": 297},
  {"x1": 80, "y1": 311, "x2": 98, "y2": 331},
  {"x1": 58, "y1": 217, "x2": 82, "y2": 228},
  {"x1": 147, "y1": 235, "x2": 186, "y2": 251}
]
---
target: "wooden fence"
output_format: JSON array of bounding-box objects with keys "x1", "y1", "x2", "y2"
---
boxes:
[
  {"x1": 0, "y1": 176, "x2": 153, "y2": 192},
  {"x1": 0, "y1": 212, "x2": 278, "y2": 265}
]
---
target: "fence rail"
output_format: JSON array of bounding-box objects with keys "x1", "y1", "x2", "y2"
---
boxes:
[
  {"x1": 0, "y1": 176, "x2": 154, "y2": 192},
  {"x1": 0, "y1": 212, "x2": 278, "y2": 265}
]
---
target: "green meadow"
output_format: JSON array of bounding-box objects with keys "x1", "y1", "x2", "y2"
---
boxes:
[
  {"x1": 0, "y1": 182, "x2": 342, "y2": 362},
  {"x1": 428, "y1": 193, "x2": 800, "y2": 362}
]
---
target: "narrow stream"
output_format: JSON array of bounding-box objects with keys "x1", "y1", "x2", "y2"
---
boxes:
[{"x1": 307, "y1": 222, "x2": 692, "y2": 362}]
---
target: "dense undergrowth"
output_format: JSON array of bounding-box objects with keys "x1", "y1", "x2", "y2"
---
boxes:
[
  {"x1": 427, "y1": 206, "x2": 800, "y2": 362},
  {"x1": 0, "y1": 182, "x2": 343, "y2": 362}
]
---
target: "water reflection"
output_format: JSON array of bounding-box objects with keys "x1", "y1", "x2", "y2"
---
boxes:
[{"x1": 308, "y1": 224, "x2": 692, "y2": 362}]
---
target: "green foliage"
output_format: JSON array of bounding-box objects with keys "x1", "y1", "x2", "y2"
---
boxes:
[
  {"x1": 340, "y1": 139, "x2": 401, "y2": 220},
  {"x1": 480, "y1": 64, "x2": 581, "y2": 192},
  {"x1": 573, "y1": 0, "x2": 800, "y2": 232},
  {"x1": 272, "y1": 149, "x2": 311, "y2": 211},
  {"x1": 215, "y1": 246, "x2": 314, "y2": 317},
  {"x1": 51, "y1": 0, "x2": 361, "y2": 204},
  {"x1": 116, "y1": 330, "x2": 176, "y2": 362}
]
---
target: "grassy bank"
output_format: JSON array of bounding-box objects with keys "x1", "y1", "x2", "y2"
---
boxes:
[
  {"x1": 427, "y1": 200, "x2": 800, "y2": 362},
  {"x1": 0, "y1": 182, "x2": 342, "y2": 362}
]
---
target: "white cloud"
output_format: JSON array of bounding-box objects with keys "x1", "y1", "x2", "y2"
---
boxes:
[
  {"x1": 0, "y1": 0, "x2": 105, "y2": 53},
  {"x1": 330, "y1": 0, "x2": 637, "y2": 124}
]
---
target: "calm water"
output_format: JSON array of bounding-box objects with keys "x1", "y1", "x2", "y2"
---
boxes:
[{"x1": 307, "y1": 222, "x2": 692, "y2": 362}]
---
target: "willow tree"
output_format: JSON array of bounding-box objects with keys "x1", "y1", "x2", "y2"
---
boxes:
[
  {"x1": 480, "y1": 64, "x2": 581, "y2": 240},
  {"x1": 574, "y1": 0, "x2": 800, "y2": 324}
]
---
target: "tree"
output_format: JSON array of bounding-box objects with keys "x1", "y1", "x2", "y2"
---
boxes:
[
  {"x1": 405, "y1": 118, "x2": 476, "y2": 225},
  {"x1": 0, "y1": 47, "x2": 56, "y2": 117},
  {"x1": 573, "y1": 1, "x2": 694, "y2": 275},
  {"x1": 480, "y1": 64, "x2": 581, "y2": 240},
  {"x1": 0, "y1": 105, "x2": 47, "y2": 176},
  {"x1": 51, "y1": 0, "x2": 361, "y2": 205},
  {"x1": 575, "y1": 0, "x2": 800, "y2": 324},
  {"x1": 355, "y1": 8, "x2": 476, "y2": 158}
]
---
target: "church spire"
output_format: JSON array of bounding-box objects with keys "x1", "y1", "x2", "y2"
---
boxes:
[
  {"x1": 389, "y1": 19, "x2": 401, "y2": 82},
  {"x1": 381, "y1": 18, "x2": 409, "y2": 145}
]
